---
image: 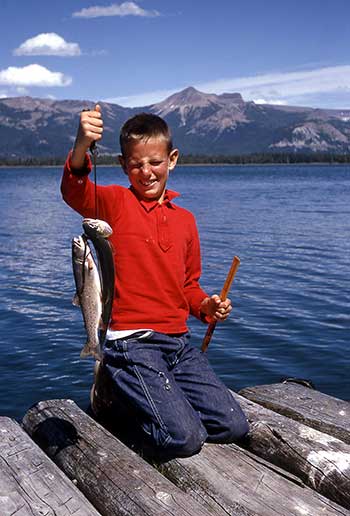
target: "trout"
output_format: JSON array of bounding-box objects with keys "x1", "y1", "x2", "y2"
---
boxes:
[
  {"x1": 72, "y1": 235, "x2": 103, "y2": 360},
  {"x1": 82, "y1": 218, "x2": 115, "y2": 346}
]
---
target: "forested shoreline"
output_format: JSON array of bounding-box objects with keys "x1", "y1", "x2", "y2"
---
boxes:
[{"x1": 1, "y1": 152, "x2": 350, "y2": 167}]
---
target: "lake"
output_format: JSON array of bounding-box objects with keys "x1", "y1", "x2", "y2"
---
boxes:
[{"x1": 0, "y1": 163, "x2": 349, "y2": 419}]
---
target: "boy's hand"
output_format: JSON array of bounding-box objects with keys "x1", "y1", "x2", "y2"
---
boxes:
[
  {"x1": 200, "y1": 295, "x2": 232, "y2": 322},
  {"x1": 71, "y1": 104, "x2": 103, "y2": 170}
]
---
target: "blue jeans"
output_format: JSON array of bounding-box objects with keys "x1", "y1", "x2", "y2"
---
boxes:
[{"x1": 103, "y1": 332, "x2": 249, "y2": 459}]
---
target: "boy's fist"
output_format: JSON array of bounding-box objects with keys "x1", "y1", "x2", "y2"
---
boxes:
[
  {"x1": 71, "y1": 104, "x2": 103, "y2": 170},
  {"x1": 77, "y1": 104, "x2": 103, "y2": 148},
  {"x1": 200, "y1": 294, "x2": 232, "y2": 322}
]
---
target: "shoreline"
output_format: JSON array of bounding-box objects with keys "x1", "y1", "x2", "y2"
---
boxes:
[{"x1": 2, "y1": 161, "x2": 350, "y2": 169}]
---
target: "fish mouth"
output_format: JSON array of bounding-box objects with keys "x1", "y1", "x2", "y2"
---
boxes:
[
  {"x1": 82, "y1": 218, "x2": 113, "y2": 238},
  {"x1": 72, "y1": 236, "x2": 89, "y2": 261},
  {"x1": 72, "y1": 235, "x2": 84, "y2": 247}
]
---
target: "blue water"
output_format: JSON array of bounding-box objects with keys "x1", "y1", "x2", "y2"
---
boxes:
[{"x1": 1, "y1": 164, "x2": 349, "y2": 419}]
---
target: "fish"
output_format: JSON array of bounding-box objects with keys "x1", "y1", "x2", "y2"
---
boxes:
[
  {"x1": 72, "y1": 235, "x2": 103, "y2": 360},
  {"x1": 82, "y1": 219, "x2": 115, "y2": 344},
  {"x1": 72, "y1": 219, "x2": 115, "y2": 359}
]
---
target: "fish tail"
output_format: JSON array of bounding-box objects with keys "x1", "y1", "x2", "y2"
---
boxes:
[{"x1": 80, "y1": 340, "x2": 103, "y2": 361}]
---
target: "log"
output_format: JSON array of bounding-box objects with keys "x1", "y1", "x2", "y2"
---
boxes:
[
  {"x1": 89, "y1": 363, "x2": 255, "y2": 515},
  {"x1": 0, "y1": 416, "x2": 100, "y2": 516},
  {"x1": 230, "y1": 391, "x2": 350, "y2": 510},
  {"x1": 158, "y1": 441, "x2": 350, "y2": 516},
  {"x1": 160, "y1": 444, "x2": 350, "y2": 516},
  {"x1": 239, "y1": 383, "x2": 350, "y2": 444},
  {"x1": 22, "y1": 399, "x2": 229, "y2": 516},
  {"x1": 90, "y1": 363, "x2": 350, "y2": 514}
]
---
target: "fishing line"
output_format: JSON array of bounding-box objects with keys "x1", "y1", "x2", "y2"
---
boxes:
[
  {"x1": 90, "y1": 141, "x2": 98, "y2": 220},
  {"x1": 81, "y1": 108, "x2": 99, "y2": 219}
]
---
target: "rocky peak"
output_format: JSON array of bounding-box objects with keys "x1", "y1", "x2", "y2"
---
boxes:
[
  {"x1": 153, "y1": 87, "x2": 247, "y2": 126},
  {"x1": 157, "y1": 87, "x2": 245, "y2": 109},
  {"x1": 157, "y1": 87, "x2": 215, "y2": 109},
  {"x1": 218, "y1": 92, "x2": 245, "y2": 106}
]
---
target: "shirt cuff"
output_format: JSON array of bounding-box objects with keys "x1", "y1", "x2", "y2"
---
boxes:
[
  {"x1": 189, "y1": 292, "x2": 211, "y2": 323},
  {"x1": 200, "y1": 310, "x2": 212, "y2": 324},
  {"x1": 65, "y1": 149, "x2": 92, "y2": 176}
]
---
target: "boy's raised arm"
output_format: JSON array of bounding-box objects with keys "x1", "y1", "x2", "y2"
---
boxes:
[
  {"x1": 71, "y1": 104, "x2": 103, "y2": 171},
  {"x1": 61, "y1": 104, "x2": 109, "y2": 219}
]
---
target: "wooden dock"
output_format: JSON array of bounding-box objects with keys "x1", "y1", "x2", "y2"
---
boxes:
[{"x1": 1, "y1": 381, "x2": 350, "y2": 515}]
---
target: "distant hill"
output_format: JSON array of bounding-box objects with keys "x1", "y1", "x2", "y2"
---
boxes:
[{"x1": 1, "y1": 87, "x2": 350, "y2": 159}]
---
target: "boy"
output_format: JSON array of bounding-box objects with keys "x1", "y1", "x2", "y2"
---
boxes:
[{"x1": 61, "y1": 105, "x2": 249, "y2": 459}]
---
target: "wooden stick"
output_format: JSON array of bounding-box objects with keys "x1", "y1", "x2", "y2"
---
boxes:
[{"x1": 201, "y1": 256, "x2": 240, "y2": 353}]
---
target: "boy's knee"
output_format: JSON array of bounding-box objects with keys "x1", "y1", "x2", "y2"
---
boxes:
[
  {"x1": 163, "y1": 424, "x2": 207, "y2": 459},
  {"x1": 208, "y1": 405, "x2": 250, "y2": 444},
  {"x1": 224, "y1": 409, "x2": 250, "y2": 442}
]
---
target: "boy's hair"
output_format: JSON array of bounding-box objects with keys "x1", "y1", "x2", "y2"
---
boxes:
[{"x1": 120, "y1": 113, "x2": 173, "y2": 156}]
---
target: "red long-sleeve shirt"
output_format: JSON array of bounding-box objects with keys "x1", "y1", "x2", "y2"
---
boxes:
[{"x1": 61, "y1": 154, "x2": 209, "y2": 333}]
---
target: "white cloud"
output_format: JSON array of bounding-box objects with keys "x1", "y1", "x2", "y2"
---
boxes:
[
  {"x1": 0, "y1": 64, "x2": 72, "y2": 87},
  {"x1": 72, "y1": 1, "x2": 160, "y2": 18},
  {"x1": 0, "y1": 91, "x2": 8, "y2": 98},
  {"x1": 16, "y1": 87, "x2": 30, "y2": 95},
  {"x1": 14, "y1": 33, "x2": 81, "y2": 57},
  {"x1": 254, "y1": 98, "x2": 287, "y2": 105},
  {"x1": 196, "y1": 66, "x2": 350, "y2": 105},
  {"x1": 105, "y1": 65, "x2": 350, "y2": 108}
]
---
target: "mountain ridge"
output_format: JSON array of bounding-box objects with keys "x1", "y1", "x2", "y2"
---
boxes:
[{"x1": 1, "y1": 87, "x2": 350, "y2": 158}]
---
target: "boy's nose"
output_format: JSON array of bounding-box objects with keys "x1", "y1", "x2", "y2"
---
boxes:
[{"x1": 140, "y1": 163, "x2": 152, "y2": 175}]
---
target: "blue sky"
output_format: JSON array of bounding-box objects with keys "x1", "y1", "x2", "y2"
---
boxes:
[{"x1": 1, "y1": 0, "x2": 350, "y2": 109}]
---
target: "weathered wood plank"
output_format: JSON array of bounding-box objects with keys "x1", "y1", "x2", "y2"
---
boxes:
[
  {"x1": 239, "y1": 383, "x2": 350, "y2": 444},
  {"x1": 158, "y1": 441, "x2": 350, "y2": 516},
  {"x1": 0, "y1": 416, "x2": 100, "y2": 516},
  {"x1": 22, "y1": 399, "x2": 231, "y2": 516},
  {"x1": 230, "y1": 391, "x2": 350, "y2": 510}
]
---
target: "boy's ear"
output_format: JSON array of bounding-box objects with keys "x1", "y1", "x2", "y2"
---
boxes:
[
  {"x1": 168, "y1": 148, "x2": 179, "y2": 171},
  {"x1": 118, "y1": 154, "x2": 128, "y2": 175}
]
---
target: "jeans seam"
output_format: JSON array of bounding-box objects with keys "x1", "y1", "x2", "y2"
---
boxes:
[
  {"x1": 132, "y1": 363, "x2": 168, "y2": 431},
  {"x1": 123, "y1": 344, "x2": 168, "y2": 433}
]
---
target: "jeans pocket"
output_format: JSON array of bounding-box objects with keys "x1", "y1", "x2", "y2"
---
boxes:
[{"x1": 104, "y1": 339, "x2": 129, "y2": 369}]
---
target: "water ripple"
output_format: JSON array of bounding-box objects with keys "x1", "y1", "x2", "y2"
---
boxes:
[{"x1": 1, "y1": 165, "x2": 350, "y2": 418}]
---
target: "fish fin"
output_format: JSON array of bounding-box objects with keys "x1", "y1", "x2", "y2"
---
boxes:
[{"x1": 72, "y1": 293, "x2": 80, "y2": 306}]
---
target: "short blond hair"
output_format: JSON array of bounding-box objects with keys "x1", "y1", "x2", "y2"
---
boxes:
[{"x1": 120, "y1": 113, "x2": 173, "y2": 156}]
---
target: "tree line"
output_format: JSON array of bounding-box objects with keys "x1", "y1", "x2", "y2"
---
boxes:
[{"x1": 2, "y1": 152, "x2": 350, "y2": 167}]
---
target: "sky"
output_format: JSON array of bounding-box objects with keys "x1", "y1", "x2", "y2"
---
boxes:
[{"x1": 1, "y1": 0, "x2": 350, "y2": 109}]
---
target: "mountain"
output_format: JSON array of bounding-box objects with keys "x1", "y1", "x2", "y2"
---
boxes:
[{"x1": 1, "y1": 87, "x2": 350, "y2": 159}]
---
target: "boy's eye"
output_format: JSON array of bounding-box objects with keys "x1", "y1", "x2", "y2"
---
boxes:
[{"x1": 129, "y1": 160, "x2": 165, "y2": 168}]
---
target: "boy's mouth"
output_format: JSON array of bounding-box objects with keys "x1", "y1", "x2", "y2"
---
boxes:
[{"x1": 140, "y1": 179, "x2": 157, "y2": 187}]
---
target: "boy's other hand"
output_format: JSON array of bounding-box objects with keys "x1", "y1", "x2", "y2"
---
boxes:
[
  {"x1": 71, "y1": 104, "x2": 103, "y2": 169},
  {"x1": 200, "y1": 295, "x2": 232, "y2": 323}
]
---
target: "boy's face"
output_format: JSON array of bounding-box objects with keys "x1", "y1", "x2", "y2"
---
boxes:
[{"x1": 119, "y1": 137, "x2": 179, "y2": 203}]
